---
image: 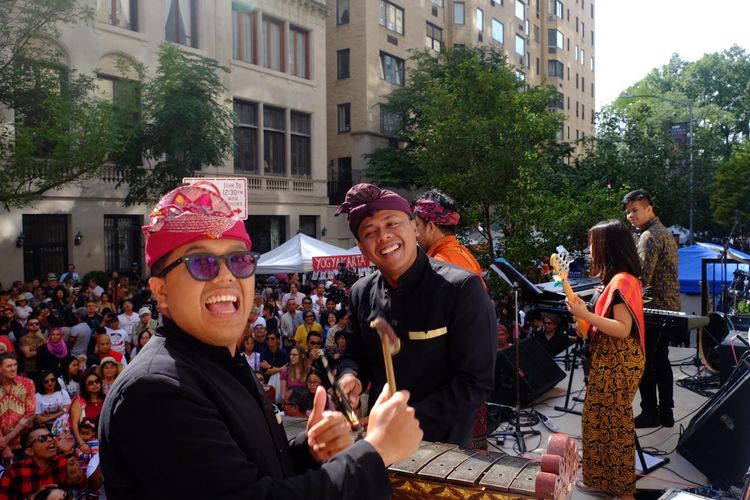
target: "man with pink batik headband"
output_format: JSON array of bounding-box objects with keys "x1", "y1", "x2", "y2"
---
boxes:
[{"x1": 98, "y1": 183, "x2": 421, "y2": 499}]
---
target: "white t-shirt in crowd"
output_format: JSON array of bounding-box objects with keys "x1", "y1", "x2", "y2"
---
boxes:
[
  {"x1": 117, "y1": 312, "x2": 139, "y2": 336},
  {"x1": 35, "y1": 390, "x2": 71, "y2": 416},
  {"x1": 105, "y1": 327, "x2": 131, "y2": 355},
  {"x1": 249, "y1": 317, "x2": 266, "y2": 329}
]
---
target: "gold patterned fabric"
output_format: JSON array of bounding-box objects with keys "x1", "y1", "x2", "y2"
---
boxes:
[{"x1": 582, "y1": 331, "x2": 644, "y2": 495}]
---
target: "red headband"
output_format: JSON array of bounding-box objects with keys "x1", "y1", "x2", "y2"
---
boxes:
[{"x1": 412, "y1": 199, "x2": 460, "y2": 226}]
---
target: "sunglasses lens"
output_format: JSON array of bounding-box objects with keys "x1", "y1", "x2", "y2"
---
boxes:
[
  {"x1": 227, "y1": 252, "x2": 256, "y2": 278},
  {"x1": 187, "y1": 255, "x2": 220, "y2": 281}
]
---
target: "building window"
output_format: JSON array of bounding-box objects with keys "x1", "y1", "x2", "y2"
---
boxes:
[
  {"x1": 337, "y1": 49, "x2": 350, "y2": 79},
  {"x1": 337, "y1": 0, "x2": 350, "y2": 25},
  {"x1": 548, "y1": 29, "x2": 563, "y2": 49},
  {"x1": 288, "y1": 26, "x2": 309, "y2": 79},
  {"x1": 337, "y1": 103, "x2": 351, "y2": 133},
  {"x1": 476, "y1": 8, "x2": 484, "y2": 32},
  {"x1": 453, "y1": 2, "x2": 465, "y2": 25},
  {"x1": 552, "y1": 91, "x2": 564, "y2": 109},
  {"x1": 328, "y1": 157, "x2": 352, "y2": 205},
  {"x1": 547, "y1": 60, "x2": 563, "y2": 77},
  {"x1": 233, "y1": 100, "x2": 258, "y2": 174},
  {"x1": 97, "y1": 0, "x2": 137, "y2": 30},
  {"x1": 290, "y1": 111, "x2": 311, "y2": 177},
  {"x1": 97, "y1": 74, "x2": 141, "y2": 164},
  {"x1": 590, "y1": 56, "x2": 594, "y2": 71},
  {"x1": 262, "y1": 17, "x2": 284, "y2": 72},
  {"x1": 581, "y1": 21, "x2": 585, "y2": 36},
  {"x1": 431, "y1": 0, "x2": 444, "y2": 6},
  {"x1": 380, "y1": 52, "x2": 404, "y2": 85},
  {"x1": 104, "y1": 215, "x2": 142, "y2": 275},
  {"x1": 165, "y1": 0, "x2": 197, "y2": 48},
  {"x1": 263, "y1": 106, "x2": 285, "y2": 176},
  {"x1": 580, "y1": 48, "x2": 585, "y2": 64},
  {"x1": 515, "y1": 0, "x2": 525, "y2": 20},
  {"x1": 515, "y1": 35, "x2": 525, "y2": 56},
  {"x1": 581, "y1": 76, "x2": 585, "y2": 91},
  {"x1": 299, "y1": 215, "x2": 317, "y2": 238},
  {"x1": 380, "y1": 105, "x2": 401, "y2": 136},
  {"x1": 491, "y1": 19, "x2": 503, "y2": 44},
  {"x1": 574, "y1": 44, "x2": 579, "y2": 61},
  {"x1": 379, "y1": 1, "x2": 404, "y2": 35},
  {"x1": 232, "y1": 9, "x2": 256, "y2": 64},
  {"x1": 426, "y1": 22, "x2": 443, "y2": 51},
  {"x1": 552, "y1": 0, "x2": 563, "y2": 18}
]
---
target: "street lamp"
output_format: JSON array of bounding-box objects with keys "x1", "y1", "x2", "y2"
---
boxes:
[{"x1": 621, "y1": 94, "x2": 694, "y2": 245}]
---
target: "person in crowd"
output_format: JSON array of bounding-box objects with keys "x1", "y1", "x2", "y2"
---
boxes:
[
  {"x1": 294, "y1": 310, "x2": 322, "y2": 349},
  {"x1": 318, "y1": 298, "x2": 339, "y2": 329},
  {"x1": 300, "y1": 296, "x2": 318, "y2": 322},
  {"x1": 566, "y1": 219, "x2": 646, "y2": 500},
  {"x1": 324, "y1": 309, "x2": 349, "y2": 353},
  {"x1": 281, "y1": 282, "x2": 306, "y2": 312},
  {"x1": 622, "y1": 189, "x2": 680, "y2": 428},
  {"x1": 60, "y1": 264, "x2": 81, "y2": 285},
  {"x1": 280, "y1": 345, "x2": 308, "y2": 402},
  {"x1": 251, "y1": 294, "x2": 264, "y2": 317},
  {"x1": 306, "y1": 332, "x2": 330, "y2": 385},
  {"x1": 240, "y1": 334, "x2": 262, "y2": 374},
  {"x1": 0, "y1": 424, "x2": 83, "y2": 498},
  {"x1": 260, "y1": 330, "x2": 288, "y2": 403},
  {"x1": 67, "y1": 309, "x2": 92, "y2": 358},
  {"x1": 17, "y1": 335, "x2": 41, "y2": 381},
  {"x1": 247, "y1": 307, "x2": 265, "y2": 330},
  {"x1": 22, "y1": 316, "x2": 45, "y2": 343},
  {"x1": 99, "y1": 183, "x2": 422, "y2": 498},
  {"x1": 130, "y1": 307, "x2": 157, "y2": 346},
  {"x1": 96, "y1": 357, "x2": 123, "y2": 395},
  {"x1": 103, "y1": 316, "x2": 130, "y2": 359},
  {"x1": 97, "y1": 293, "x2": 115, "y2": 316},
  {"x1": 75, "y1": 419, "x2": 99, "y2": 477},
  {"x1": 3, "y1": 306, "x2": 23, "y2": 342},
  {"x1": 50, "y1": 288, "x2": 71, "y2": 325},
  {"x1": 116, "y1": 300, "x2": 139, "y2": 339},
  {"x1": 29, "y1": 286, "x2": 46, "y2": 310},
  {"x1": 262, "y1": 304, "x2": 279, "y2": 334},
  {"x1": 0, "y1": 352, "x2": 36, "y2": 462},
  {"x1": 533, "y1": 313, "x2": 571, "y2": 356},
  {"x1": 34, "y1": 370, "x2": 71, "y2": 430},
  {"x1": 279, "y1": 298, "x2": 303, "y2": 347},
  {"x1": 131, "y1": 328, "x2": 152, "y2": 358},
  {"x1": 335, "y1": 183, "x2": 496, "y2": 446},
  {"x1": 0, "y1": 335, "x2": 14, "y2": 354},
  {"x1": 251, "y1": 324, "x2": 269, "y2": 355},
  {"x1": 311, "y1": 283, "x2": 328, "y2": 318},
  {"x1": 44, "y1": 274, "x2": 61, "y2": 299},
  {"x1": 497, "y1": 323, "x2": 512, "y2": 349},
  {"x1": 70, "y1": 370, "x2": 105, "y2": 451},
  {"x1": 282, "y1": 387, "x2": 312, "y2": 418},
  {"x1": 58, "y1": 356, "x2": 81, "y2": 399},
  {"x1": 37, "y1": 327, "x2": 68, "y2": 374},
  {"x1": 322, "y1": 311, "x2": 338, "y2": 345},
  {"x1": 87, "y1": 279, "x2": 104, "y2": 301},
  {"x1": 88, "y1": 334, "x2": 126, "y2": 368},
  {"x1": 13, "y1": 295, "x2": 32, "y2": 327},
  {"x1": 523, "y1": 310, "x2": 543, "y2": 340},
  {"x1": 305, "y1": 370, "x2": 334, "y2": 414},
  {"x1": 81, "y1": 301, "x2": 102, "y2": 332}
]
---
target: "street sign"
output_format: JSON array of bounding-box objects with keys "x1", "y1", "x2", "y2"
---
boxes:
[{"x1": 182, "y1": 177, "x2": 248, "y2": 220}]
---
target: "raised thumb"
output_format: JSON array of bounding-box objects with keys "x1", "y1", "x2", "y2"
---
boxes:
[{"x1": 309, "y1": 385, "x2": 327, "y2": 424}]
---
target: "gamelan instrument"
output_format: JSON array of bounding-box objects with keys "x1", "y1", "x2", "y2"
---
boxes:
[
  {"x1": 550, "y1": 246, "x2": 590, "y2": 339},
  {"x1": 371, "y1": 317, "x2": 400, "y2": 393},
  {"x1": 387, "y1": 434, "x2": 578, "y2": 499}
]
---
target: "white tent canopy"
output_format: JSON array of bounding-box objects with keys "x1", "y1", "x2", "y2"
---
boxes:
[{"x1": 256, "y1": 233, "x2": 361, "y2": 275}]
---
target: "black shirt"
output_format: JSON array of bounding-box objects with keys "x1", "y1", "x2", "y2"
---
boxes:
[
  {"x1": 338, "y1": 249, "x2": 496, "y2": 445},
  {"x1": 99, "y1": 317, "x2": 390, "y2": 499}
]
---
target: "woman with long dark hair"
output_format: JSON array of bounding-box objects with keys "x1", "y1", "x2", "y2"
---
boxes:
[
  {"x1": 59, "y1": 355, "x2": 81, "y2": 398},
  {"x1": 70, "y1": 369, "x2": 106, "y2": 453},
  {"x1": 566, "y1": 219, "x2": 645, "y2": 500},
  {"x1": 34, "y1": 370, "x2": 71, "y2": 430}
]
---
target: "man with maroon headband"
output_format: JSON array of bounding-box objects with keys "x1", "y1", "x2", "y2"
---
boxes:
[
  {"x1": 99, "y1": 183, "x2": 422, "y2": 498},
  {"x1": 336, "y1": 183, "x2": 496, "y2": 446}
]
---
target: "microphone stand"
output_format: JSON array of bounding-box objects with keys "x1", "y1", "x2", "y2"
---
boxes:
[
  {"x1": 723, "y1": 216, "x2": 740, "y2": 315},
  {"x1": 495, "y1": 281, "x2": 540, "y2": 453}
]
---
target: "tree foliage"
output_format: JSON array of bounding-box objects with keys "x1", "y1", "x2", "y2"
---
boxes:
[
  {"x1": 711, "y1": 141, "x2": 750, "y2": 229},
  {"x1": 0, "y1": 1, "x2": 234, "y2": 208},
  {"x1": 114, "y1": 44, "x2": 235, "y2": 206},
  {"x1": 366, "y1": 47, "x2": 610, "y2": 267}
]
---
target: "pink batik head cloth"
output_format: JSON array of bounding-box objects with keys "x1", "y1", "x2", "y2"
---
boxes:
[
  {"x1": 412, "y1": 199, "x2": 460, "y2": 226},
  {"x1": 143, "y1": 182, "x2": 251, "y2": 269}
]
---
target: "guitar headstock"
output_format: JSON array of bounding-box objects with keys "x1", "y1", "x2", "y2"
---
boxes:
[{"x1": 550, "y1": 246, "x2": 573, "y2": 281}]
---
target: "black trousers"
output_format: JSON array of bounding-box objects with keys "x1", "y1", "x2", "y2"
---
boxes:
[{"x1": 638, "y1": 323, "x2": 674, "y2": 412}]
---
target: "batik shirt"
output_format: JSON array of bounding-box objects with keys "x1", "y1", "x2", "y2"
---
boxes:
[{"x1": 637, "y1": 217, "x2": 681, "y2": 311}]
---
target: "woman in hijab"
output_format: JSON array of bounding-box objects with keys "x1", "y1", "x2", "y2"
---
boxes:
[{"x1": 37, "y1": 326, "x2": 69, "y2": 373}]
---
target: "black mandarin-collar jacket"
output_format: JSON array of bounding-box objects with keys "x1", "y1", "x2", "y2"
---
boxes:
[
  {"x1": 338, "y1": 248, "x2": 497, "y2": 445},
  {"x1": 99, "y1": 317, "x2": 390, "y2": 499}
]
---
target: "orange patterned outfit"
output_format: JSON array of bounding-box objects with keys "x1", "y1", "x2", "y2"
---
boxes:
[
  {"x1": 582, "y1": 272, "x2": 645, "y2": 496},
  {"x1": 0, "y1": 376, "x2": 36, "y2": 450},
  {"x1": 427, "y1": 235, "x2": 486, "y2": 287}
]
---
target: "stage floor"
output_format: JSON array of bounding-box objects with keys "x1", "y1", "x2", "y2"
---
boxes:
[{"x1": 489, "y1": 346, "x2": 714, "y2": 498}]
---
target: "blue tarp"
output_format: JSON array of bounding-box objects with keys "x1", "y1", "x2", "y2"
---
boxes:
[{"x1": 678, "y1": 243, "x2": 750, "y2": 294}]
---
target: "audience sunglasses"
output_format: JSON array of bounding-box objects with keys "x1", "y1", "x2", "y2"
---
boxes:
[
  {"x1": 159, "y1": 251, "x2": 261, "y2": 281},
  {"x1": 29, "y1": 433, "x2": 54, "y2": 445}
]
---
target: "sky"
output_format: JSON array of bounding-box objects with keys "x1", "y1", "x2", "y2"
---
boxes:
[{"x1": 595, "y1": 0, "x2": 750, "y2": 110}]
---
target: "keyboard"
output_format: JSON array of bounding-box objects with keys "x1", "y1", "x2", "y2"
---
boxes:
[{"x1": 644, "y1": 308, "x2": 709, "y2": 330}]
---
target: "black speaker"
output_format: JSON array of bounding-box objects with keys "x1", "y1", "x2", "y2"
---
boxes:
[
  {"x1": 720, "y1": 333, "x2": 750, "y2": 385},
  {"x1": 677, "y1": 358, "x2": 750, "y2": 488},
  {"x1": 488, "y1": 337, "x2": 565, "y2": 407}
]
